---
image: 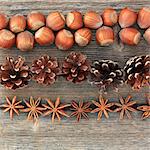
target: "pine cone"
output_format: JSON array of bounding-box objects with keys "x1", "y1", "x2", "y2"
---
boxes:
[
  {"x1": 31, "y1": 55, "x2": 61, "y2": 85},
  {"x1": 124, "y1": 55, "x2": 150, "y2": 90},
  {"x1": 0, "y1": 56, "x2": 31, "y2": 90},
  {"x1": 90, "y1": 60, "x2": 124, "y2": 91},
  {"x1": 62, "y1": 52, "x2": 90, "y2": 83}
]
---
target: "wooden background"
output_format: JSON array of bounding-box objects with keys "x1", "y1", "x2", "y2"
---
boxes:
[{"x1": 0, "y1": 0, "x2": 150, "y2": 149}]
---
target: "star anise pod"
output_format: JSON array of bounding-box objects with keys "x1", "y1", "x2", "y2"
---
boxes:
[
  {"x1": 0, "y1": 96, "x2": 24, "y2": 120},
  {"x1": 20, "y1": 97, "x2": 45, "y2": 122},
  {"x1": 137, "y1": 95, "x2": 150, "y2": 119},
  {"x1": 70, "y1": 101, "x2": 92, "y2": 122},
  {"x1": 91, "y1": 95, "x2": 114, "y2": 121},
  {"x1": 42, "y1": 97, "x2": 70, "y2": 123},
  {"x1": 114, "y1": 95, "x2": 137, "y2": 119}
]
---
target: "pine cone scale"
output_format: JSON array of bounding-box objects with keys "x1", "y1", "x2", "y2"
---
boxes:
[
  {"x1": 15, "y1": 79, "x2": 22, "y2": 86},
  {"x1": 14, "y1": 57, "x2": 25, "y2": 70},
  {"x1": 20, "y1": 71, "x2": 28, "y2": 78}
]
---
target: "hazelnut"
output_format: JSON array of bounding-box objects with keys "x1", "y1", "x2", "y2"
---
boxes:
[
  {"x1": 119, "y1": 7, "x2": 137, "y2": 28},
  {"x1": 9, "y1": 14, "x2": 26, "y2": 33},
  {"x1": 0, "y1": 29, "x2": 15, "y2": 48},
  {"x1": 119, "y1": 28, "x2": 141, "y2": 45},
  {"x1": 27, "y1": 11, "x2": 45, "y2": 31},
  {"x1": 35, "y1": 27, "x2": 55, "y2": 46},
  {"x1": 66, "y1": 11, "x2": 83, "y2": 30},
  {"x1": 16, "y1": 31, "x2": 34, "y2": 51},
  {"x1": 143, "y1": 27, "x2": 150, "y2": 44},
  {"x1": 84, "y1": 11, "x2": 103, "y2": 29},
  {"x1": 75, "y1": 28, "x2": 92, "y2": 46},
  {"x1": 55, "y1": 29, "x2": 74, "y2": 50},
  {"x1": 46, "y1": 11, "x2": 65, "y2": 31},
  {"x1": 138, "y1": 7, "x2": 150, "y2": 29},
  {"x1": 102, "y1": 8, "x2": 118, "y2": 26},
  {"x1": 0, "y1": 13, "x2": 9, "y2": 29},
  {"x1": 96, "y1": 26, "x2": 114, "y2": 46}
]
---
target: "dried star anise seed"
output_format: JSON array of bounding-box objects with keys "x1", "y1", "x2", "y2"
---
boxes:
[
  {"x1": 114, "y1": 95, "x2": 137, "y2": 120},
  {"x1": 124, "y1": 55, "x2": 150, "y2": 90},
  {"x1": 89, "y1": 59, "x2": 124, "y2": 91},
  {"x1": 20, "y1": 97, "x2": 45, "y2": 122},
  {"x1": 62, "y1": 52, "x2": 90, "y2": 83},
  {"x1": 70, "y1": 100, "x2": 92, "y2": 122},
  {"x1": 42, "y1": 97, "x2": 70, "y2": 123},
  {"x1": 31, "y1": 55, "x2": 61, "y2": 85},
  {"x1": 0, "y1": 96, "x2": 24, "y2": 120},
  {"x1": 0, "y1": 56, "x2": 31, "y2": 90},
  {"x1": 91, "y1": 95, "x2": 114, "y2": 121},
  {"x1": 137, "y1": 94, "x2": 150, "y2": 119}
]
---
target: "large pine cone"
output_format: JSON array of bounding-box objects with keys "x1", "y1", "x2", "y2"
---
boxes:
[
  {"x1": 90, "y1": 60, "x2": 124, "y2": 91},
  {"x1": 0, "y1": 56, "x2": 31, "y2": 90},
  {"x1": 124, "y1": 55, "x2": 150, "y2": 90},
  {"x1": 62, "y1": 52, "x2": 90, "y2": 83},
  {"x1": 31, "y1": 55, "x2": 61, "y2": 85}
]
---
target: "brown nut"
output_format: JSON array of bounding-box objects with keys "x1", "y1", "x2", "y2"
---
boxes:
[
  {"x1": 84, "y1": 11, "x2": 103, "y2": 29},
  {"x1": 138, "y1": 7, "x2": 150, "y2": 29},
  {"x1": 119, "y1": 28, "x2": 141, "y2": 45},
  {"x1": 46, "y1": 11, "x2": 65, "y2": 31},
  {"x1": 119, "y1": 7, "x2": 137, "y2": 28},
  {"x1": 96, "y1": 26, "x2": 114, "y2": 46},
  {"x1": 35, "y1": 27, "x2": 55, "y2": 46},
  {"x1": 16, "y1": 31, "x2": 34, "y2": 51},
  {"x1": 0, "y1": 13, "x2": 9, "y2": 29},
  {"x1": 9, "y1": 14, "x2": 26, "y2": 33},
  {"x1": 75, "y1": 28, "x2": 92, "y2": 46},
  {"x1": 102, "y1": 8, "x2": 118, "y2": 26},
  {"x1": 143, "y1": 27, "x2": 150, "y2": 44},
  {"x1": 0, "y1": 29, "x2": 15, "y2": 48},
  {"x1": 55, "y1": 29, "x2": 74, "y2": 50},
  {"x1": 27, "y1": 11, "x2": 45, "y2": 31},
  {"x1": 66, "y1": 11, "x2": 83, "y2": 30}
]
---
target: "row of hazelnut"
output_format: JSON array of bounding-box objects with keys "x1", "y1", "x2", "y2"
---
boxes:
[
  {"x1": 0, "y1": 27, "x2": 92, "y2": 51},
  {"x1": 1, "y1": 7, "x2": 150, "y2": 31},
  {"x1": 0, "y1": 25, "x2": 149, "y2": 51},
  {"x1": 0, "y1": 7, "x2": 149, "y2": 51}
]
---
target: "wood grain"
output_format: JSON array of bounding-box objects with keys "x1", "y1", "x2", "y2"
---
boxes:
[{"x1": 0, "y1": 0, "x2": 150, "y2": 150}]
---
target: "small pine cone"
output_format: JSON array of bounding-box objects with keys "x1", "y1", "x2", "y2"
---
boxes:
[
  {"x1": 0, "y1": 56, "x2": 31, "y2": 90},
  {"x1": 90, "y1": 60, "x2": 124, "y2": 91},
  {"x1": 62, "y1": 52, "x2": 90, "y2": 83},
  {"x1": 31, "y1": 55, "x2": 61, "y2": 85},
  {"x1": 124, "y1": 55, "x2": 150, "y2": 90}
]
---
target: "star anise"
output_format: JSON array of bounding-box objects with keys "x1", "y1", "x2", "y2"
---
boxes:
[
  {"x1": 91, "y1": 95, "x2": 114, "y2": 121},
  {"x1": 70, "y1": 101, "x2": 92, "y2": 122},
  {"x1": 42, "y1": 97, "x2": 70, "y2": 123},
  {"x1": 114, "y1": 95, "x2": 137, "y2": 119},
  {"x1": 21, "y1": 97, "x2": 45, "y2": 122},
  {"x1": 0, "y1": 96, "x2": 24, "y2": 120},
  {"x1": 137, "y1": 95, "x2": 150, "y2": 119}
]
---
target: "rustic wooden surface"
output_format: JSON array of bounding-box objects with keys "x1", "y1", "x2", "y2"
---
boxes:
[{"x1": 0, "y1": 0, "x2": 150, "y2": 150}]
